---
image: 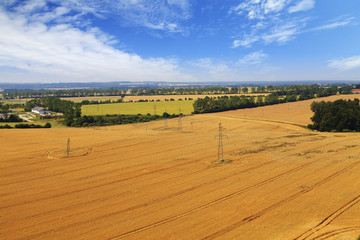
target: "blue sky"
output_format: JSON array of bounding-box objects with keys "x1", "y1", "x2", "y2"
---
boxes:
[{"x1": 0, "y1": 0, "x2": 360, "y2": 83}]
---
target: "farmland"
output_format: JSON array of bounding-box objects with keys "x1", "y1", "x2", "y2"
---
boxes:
[
  {"x1": 0, "y1": 93, "x2": 267, "y2": 104},
  {"x1": 81, "y1": 100, "x2": 195, "y2": 115},
  {"x1": 1, "y1": 94, "x2": 360, "y2": 239}
]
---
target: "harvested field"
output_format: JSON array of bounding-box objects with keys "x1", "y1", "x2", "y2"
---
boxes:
[
  {"x1": 0, "y1": 93, "x2": 267, "y2": 104},
  {"x1": 121, "y1": 93, "x2": 267, "y2": 102},
  {"x1": 1, "y1": 95, "x2": 360, "y2": 240}
]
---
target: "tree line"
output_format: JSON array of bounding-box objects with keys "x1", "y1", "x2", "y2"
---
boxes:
[
  {"x1": 1, "y1": 84, "x2": 353, "y2": 99},
  {"x1": 308, "y1": 99, "x2": 360, "y2": 132},
  {"x1": 72, "y1": 113, "x2": 180, "y2": 127},
  {"x1": 193, "y1": 85, "x2": 341, "y2": 114},
  {"x1": 0, "y1": 123, "x2": 51, "y2": 129}
]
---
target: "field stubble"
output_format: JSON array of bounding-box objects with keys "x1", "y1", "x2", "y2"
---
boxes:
[{"x1": 1, "y1": 95, "x2": 360, "y2": 239}]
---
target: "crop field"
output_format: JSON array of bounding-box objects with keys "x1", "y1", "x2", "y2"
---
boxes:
[
  {"x1": 0, "y1": 93, "x2": 267, "y2": 104},
  {"x1": 81, "y1": 100, "x2": 195, "y2": 115},
  {"x1": 121, "y1": 93, "x2": 267, "y2": 102},
  {"x1": 1, "y1": 95, "x2": 360, "y2": 239}
]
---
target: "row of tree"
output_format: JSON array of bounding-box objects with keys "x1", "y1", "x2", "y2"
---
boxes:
[
  {"x1": 192, "y1": 85, "x2": 341, "y2": 114},
  {"x1": 80, "y1": 99, "x2": 123, "y2": 105},
  {"x1": 2, "y1": 89, "x2": 127, "y2": 99},
  {"x1": 2, "y1": 85, "x2": 338, "y2": 99},
  {"x1": 0, "y1": 123, "x2": 51, "y2": 128},
  {"x1": 71, "y1": 113, "x2": 179, "y2": 127},
  {"x1": 2, "y1": 85, "x2": 354, "y2": 99},
  {"x1": 308, "y1": 99, "x2": 360, "y2": 132}
]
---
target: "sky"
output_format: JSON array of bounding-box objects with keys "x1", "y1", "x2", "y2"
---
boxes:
[{"x1": 0, "y1": 0, "x2": 360, "y2": 83}]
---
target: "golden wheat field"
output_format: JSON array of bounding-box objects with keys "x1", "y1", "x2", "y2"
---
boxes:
[{"x1": 1, "y1": 95, "x2": 360, "y2": 240}]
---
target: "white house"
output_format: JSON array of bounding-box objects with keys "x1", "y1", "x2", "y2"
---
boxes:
[{"x1": 31, "y1": 107, "x2": 50, "y2": 114}]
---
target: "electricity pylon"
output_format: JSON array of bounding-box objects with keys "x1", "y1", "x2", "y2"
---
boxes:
[
  {"x1": 217, "y1": 123, "x2": 227, "y2": 162},
  {"x1": 66, "y1": 138, "x2": 70, "y2": 156}
]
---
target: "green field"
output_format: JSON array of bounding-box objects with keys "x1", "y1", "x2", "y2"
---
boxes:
[{"x1": 82, "y1": 100, "x2": 194, "y2": 115}]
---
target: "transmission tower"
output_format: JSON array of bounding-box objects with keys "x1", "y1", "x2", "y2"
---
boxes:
[
  {"x1": 217, "y1": 123, "x2": 224, "y2": 162},
  {"x1": 178, "y1": 115, "x2": 182, "y2": 132},
  {"x1": 66, "y1": 138, "x2": 70, "y2": 156}
]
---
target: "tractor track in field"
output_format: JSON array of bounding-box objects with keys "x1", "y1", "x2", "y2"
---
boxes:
[
  {"x1": 311, "y1": 227, "x2": 360, "y2": 240},
  {"x1": 217, "y1": 114, "x2": 307, "y2": 130},
  {"x1": 17, "y1": 146, "x2": 356, "y2": 240},
  {"x1": 0, "y1": 155, "x2": 209, "y2": 210},
  {"x1": 108, "y1": 158, "x2": 325, "y2": 239},
  {"x1": 201, "y1": 160, "x2": 360, "y2": 240},
  {"x1": 293, "y1": 194, "x2": 360, "y2": 240},
  {"x1": 17, "y1": 157, "x2": 316, "y2": 240},
  {"x1": 6, "y1": 160, "x2": 276, "y2": 231},
  {"x1": 1, "y1": 136, "x2": 191, "y2": 172},
  {"x1": 0, "y1": 139, "x2": 210, "y2": 187}
]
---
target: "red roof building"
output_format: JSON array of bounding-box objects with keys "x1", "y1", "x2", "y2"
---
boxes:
[{"x1": 351, "y1": 89, "x2": 360, "y2": 94}]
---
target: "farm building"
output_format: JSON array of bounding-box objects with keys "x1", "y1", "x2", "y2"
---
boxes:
[
  {"x1": 31, "y1": 107, "x2": 50, "y2": 114},
  {"x1": 351, "y1": 89, "x2": 360, "y2": 94}
]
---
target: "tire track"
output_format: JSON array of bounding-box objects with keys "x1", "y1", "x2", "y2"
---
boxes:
[
  {"x1": 0, "y1": 139, "x2": 210, "y2": 187},
  {"x1": 0, "y1": 156, "x2": 207, "y2": 210},
  {"x1": 200, "y1": 160, "x2": 360, "y2": 240},
  {"x1": 106, "y1": 159, "x2": 322, "y2": 239},
  {"x1": 7, "y1": 160, "x2": 275, "y2": 230},
  {"x1": 294, "y1": 194, "x2": 360, "y2": 240},
  {"x1": 312, "y1": 227, "x2": 360, "y2": 240},
  {"x1": 16, "y1": 158, "x2": 318, "y2": 240}
]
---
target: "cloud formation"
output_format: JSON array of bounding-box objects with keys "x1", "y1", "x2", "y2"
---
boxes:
[
  {"x1": 237, "y1": 51, "x2": 267, "y2": 65},
  {"x1": 0, "y1": 3, "x2": 192, "y2": 82},
  {"x1": 230, "y1": 0, "x2": 354, "y2": 48},
  {"x1": 288, "y1": 0, "x2": 315, "y2": 13},
  {"x1": 328, "y1": 56, "x2": 360, "y2": 71}
]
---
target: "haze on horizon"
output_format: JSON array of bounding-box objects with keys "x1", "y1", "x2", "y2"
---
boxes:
[{"x1": 0, "y1": 0, "x2": 360, "y2": 83}]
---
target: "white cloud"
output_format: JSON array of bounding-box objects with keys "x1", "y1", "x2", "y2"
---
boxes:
[
  {"x1": 230, "y1": 0, "x2": 354, "y2": 48},
  {"x1": 14, "y1": 0, "x2": 46, "y2": 13},
  {"x1": 70, "y1": 0, "x2": 193, "y2": 33},
  {"x1": 309, "y1": 16, "x2": 354, "y2": 31},
  {"x1": 237, "y1": 51, "x2": 267, "y2": 65},
  {"x1": 328, "y1": 56, "x2": 360, "y2": 71},
  {"x1": 263, "y1": 0, "x2": 288, "y2": 14},
  {"x1": 232, "y1": 35, "x2": 260, "y2": 48},
  {"x1": 288, "y1": 0, "x2": 315, "y2": 13},
  {"x1": 230, "y1": 0, "x2": 290, "y2": 20},
  {"x1": 190, "y1": 58, "x2": 231, "y2": 75},
  {"x1": 262, "y1": 21, "x2": 302, "y2": 44},
  {"x1": 0, "y1": 6, "x2": 192, "y2": 82}
]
